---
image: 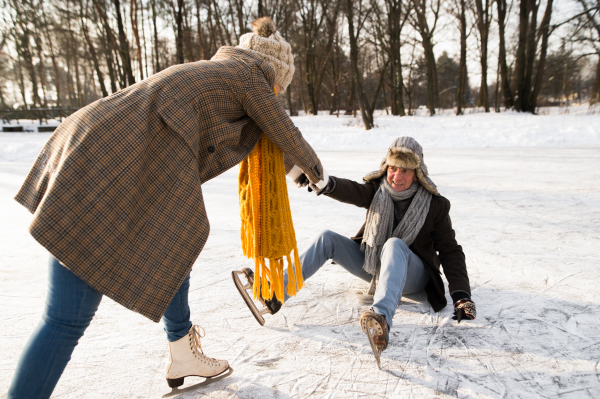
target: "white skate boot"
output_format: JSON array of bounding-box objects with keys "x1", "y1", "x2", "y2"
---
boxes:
[{"x1": 165, "y1": 325, "x2": 230, "y2": 388}]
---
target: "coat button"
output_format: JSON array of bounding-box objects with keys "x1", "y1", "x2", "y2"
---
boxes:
[{"x1": 207, "y1": 145, "x2": 215, "y2": 153}]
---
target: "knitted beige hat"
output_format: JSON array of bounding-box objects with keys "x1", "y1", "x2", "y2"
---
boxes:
[
  {"x1": 363, "y1": 137, "x2": 439, "y2": 196},
  {"x1": 237, "y1": 17, "x2": 295, "y2": 91}
]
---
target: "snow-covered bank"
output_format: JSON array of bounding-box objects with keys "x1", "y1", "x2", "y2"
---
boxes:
[
  {"x1": 1, "y1": 111, "x2": 600, "y2": 163},
  {"x1": 293, "y1": 111, "x2": 600, "y2": 150},
  {"x1": 1, "y1": 115, "x2": 599, "y2": 398}
]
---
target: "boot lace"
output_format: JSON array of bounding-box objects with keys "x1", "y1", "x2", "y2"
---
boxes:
[
  {"x1": 188, "y1": 325, "x2": 206, "y2": 355},
  {"x1": 188, "y1": 325, "x2": 221, "y2": 366}
]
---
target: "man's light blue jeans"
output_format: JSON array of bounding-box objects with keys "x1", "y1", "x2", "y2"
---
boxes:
[
  {"x1": 8, "y1": 256, "x2": 193, "y2": 399},
  {"x1": 285, "y1": 230, "x2": 429, "y2": 328}
]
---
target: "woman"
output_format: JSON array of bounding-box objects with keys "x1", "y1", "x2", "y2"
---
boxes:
[
  {"x1": 257, "y1": 137, "x2": 475, "y2": 359},
  {"x1": 8, "y1": 17, "x2": 328, "y2": 397}
]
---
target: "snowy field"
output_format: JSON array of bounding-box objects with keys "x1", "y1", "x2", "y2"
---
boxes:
[{"x1": 1, "y1": 111, "x2": 600, "y2": 398}]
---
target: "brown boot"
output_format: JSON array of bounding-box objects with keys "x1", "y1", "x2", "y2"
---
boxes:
[{"x1": 360, "y1": 310, "x2": 389, "y2": 350}]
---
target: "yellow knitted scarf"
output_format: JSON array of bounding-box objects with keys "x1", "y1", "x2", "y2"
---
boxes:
[{"x1": 239, "y1": 133, "x2": 304, "y2": 303}]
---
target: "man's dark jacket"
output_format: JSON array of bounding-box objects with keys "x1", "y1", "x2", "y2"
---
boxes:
[{"x1": 326, "y1": 177, "x2": 470, "y2": 312}]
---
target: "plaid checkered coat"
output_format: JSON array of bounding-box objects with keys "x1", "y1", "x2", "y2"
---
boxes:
[{"x1": 14, "y1": 47, "x2": 323, "y2": 322}]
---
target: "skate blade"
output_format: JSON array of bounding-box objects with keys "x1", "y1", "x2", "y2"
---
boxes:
[
  {"x1": 232, "y1": 270, "x2": 268, "y2": 326},
  {"x1": 162, "y1": 367, "x2": 233, "y2": 397},
  {"x1": 365, "y1": 326, "x2": 382, "y2": 369}
]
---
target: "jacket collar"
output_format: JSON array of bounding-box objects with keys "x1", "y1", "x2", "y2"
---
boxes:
[{"x1": 211, "y1": 46, "x2": 276, "y2": 87}]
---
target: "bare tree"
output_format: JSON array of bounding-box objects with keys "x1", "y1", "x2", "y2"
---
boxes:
[
  {"x1": 575, "y1": 0, "x2": 600, "y2": 105},
  {"x1": 80, "y1": 0, "x2": 109, "y2": 97},
  {"x1": 130, "y1": 0, "x2": 144, "y2": 79},
  {"x1": 511, "y1": 0, "x2": 554, "y2": 113},
  {"x1": 295, "y1": 0, "x2": 334, "y2": 115},
  {"x1": 93, "y1": 0, "x2": 135, "y2": 86},
  {"x1": 345, "y1": 0, "x2": 374, "y2": 129},
  {"x1": 409, "y1": 0, "x2": 441, "y2": 115},
  {"x1": 448, "y1": 0, "x2": 471, "y2": 114},
  {"x1": 370, "y1": 0, "x2": 408, "y2": 116},
  {"x1": 473, "y1": 0, "x2": 491, "y2": 111},
  {"x1": 496, "y1": 0, "x2": 514, "y2": 108},
  {"x1": 10, "y1": 0, "x2": 42, "y2": 107}
]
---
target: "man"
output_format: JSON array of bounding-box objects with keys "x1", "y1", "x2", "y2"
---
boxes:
[{"x1": 241, "y1": 137, "x2": 475, "y2": 367}]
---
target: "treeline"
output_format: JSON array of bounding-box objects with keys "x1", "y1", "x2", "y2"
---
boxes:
[{"x1": 1, "y1": 0, "x2": 599, "y2": 130}]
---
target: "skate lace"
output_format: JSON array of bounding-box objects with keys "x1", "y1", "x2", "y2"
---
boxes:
[
  {"x1": 189, "y1": 325, "x2": 222, "y2": 366},
  {"x1": 189, "y1": 325, "x2": 206, "y2": 355}
]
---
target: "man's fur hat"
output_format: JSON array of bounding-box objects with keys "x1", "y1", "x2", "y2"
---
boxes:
[{"x1": 363, "y1": 136, "x2": 439, "y2": 196}]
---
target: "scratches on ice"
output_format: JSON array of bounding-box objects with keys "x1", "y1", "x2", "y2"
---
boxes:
[{"x1": 3, "y1": 144, "x2": 600, "y2": 398}]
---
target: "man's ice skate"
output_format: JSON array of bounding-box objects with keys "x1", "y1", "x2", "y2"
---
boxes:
[
  {"x1": 165, "y1": 325, "x2": 231, "y2": 388},
  {"x1": 360, "y1": 310, "x2": 389, "y2": 369},
  {"x1": 232, "y1": 267, "x2": 282, "y2": 326}
]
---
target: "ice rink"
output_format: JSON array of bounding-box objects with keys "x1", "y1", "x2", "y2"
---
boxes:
[{"x1": 1, "y1": 112, "x2": 600, "y2": 398}]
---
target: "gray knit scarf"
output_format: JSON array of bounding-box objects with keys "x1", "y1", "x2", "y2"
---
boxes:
[{"x1": 361, "y1": 178, "x2": 432, "y2": 275}]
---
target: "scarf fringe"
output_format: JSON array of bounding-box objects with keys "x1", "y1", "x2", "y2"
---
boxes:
[{"x1": 239, "y1": 133, "x2": 304, "y2": 303}]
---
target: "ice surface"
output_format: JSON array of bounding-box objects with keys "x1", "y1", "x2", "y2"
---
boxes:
[{"x1": 1, "y1": 112, "x2": 599, "y2": 398}]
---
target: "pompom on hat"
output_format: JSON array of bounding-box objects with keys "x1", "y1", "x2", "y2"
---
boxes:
[
  {"x1": 237, "y1": 17, "x2": 295, "y2": 91},
  {"x1": 363, "y1": 137, "x2": 439, "y2": 196}
]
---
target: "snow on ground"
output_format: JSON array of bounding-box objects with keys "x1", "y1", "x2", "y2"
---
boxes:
[{"x1": 1, "y1": 112, "x2": 600, "y2": 398}]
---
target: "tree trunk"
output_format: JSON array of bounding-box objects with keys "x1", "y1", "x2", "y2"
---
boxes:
[
  {"x1": 474, "y1": 0, "x2": 490, "y2": 112},
  {"x1": 412, "y1": 0, "x2": 439, "y2": 115},
  {"x1": 520, "y1": 0, "x2": 538, "y2": 111},
  {"x1": 175, "y1": 0, "x2": 185, "y2": 64},
  {"x1": 388, "y1": 0, "x2": 405, "y2": 116},
  {"x1": 112, "y1": 0, "x2": 136, "y2": 85},
  {"x1": 207, "y1": 1, "x2": 217, "y2": 55},
  {"x1": 422, "y1": 39, "x2": 438, "y2": 115},
  {"x1": 130, "y1": 0, "x2": 144, "y2": 79},
  {"x1": 151, "y1": 0, "x2": 161, "y2": 71},
  {"x1": 369, "y1": 60, "x2": 390, "y2": 116},
  {"x1": 345, "y1": 0, "x2": 373, "y2": 129},
  {"x1": 79, "y1": 0, "x2": 109, "y2": 97},
  {"x1": 305, "y1": 55, "x2": 317, "y2": 115},
  {"x1": 496, "y1": 0, "x2": 513, "y2": 108},
  {"x1": 42, "y1": 9, "x2": 61, "y2": 107},
  {"x1": 494, "y1": 56, "x2": 501, "y2": 112},
  {"x1": 14, "y1": 59, "x2": 28, "y2": 109},
  {"x1": 196, "y1": 0, "x2": 207, "y2": 60},
  {"x1": 17, "y1": 31, "x2": 42, "y2": 107},
  {"x1": 511, "y1": 0, "x2": 529, "y2": 106},
  {"x1": 286, "y1": 85, "x2": 296, "y2": 116},
  {"x1": 529, "y1": 0, "x2": 553, "y2": 112},
  {"x1": 98, "y1": 23, "x2": 119, "y2": 93},
  {"x1": 456, "y1": 0, "x2": 467, "y2": 115},
  {"x1": 67, "y1": 6, "x2": 83, "y2": 107},
  {"x1": 141, "y1": 1, "x2": 149, "y2": 78},
  {"x1": 30, "y1": 19, "x2": 48, "y2": 108},
  {"x1": 93, "y1": 0, "x2": 131, "y2": 86},
  {"x1": 591, "y1": 55, "x2": 600, "y2": 105}
]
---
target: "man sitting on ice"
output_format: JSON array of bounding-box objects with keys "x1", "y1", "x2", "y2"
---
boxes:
[{"x1": 236, "y1": 136, "x2": 476, "y2": 366}]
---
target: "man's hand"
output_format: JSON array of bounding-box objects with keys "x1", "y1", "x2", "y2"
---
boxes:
[
  {"x1": 308, "y1": 176, "x2": 336, "y2": 196},
  {"x1": 453, "y1": 298, "x2": 476, "y2": 322}
]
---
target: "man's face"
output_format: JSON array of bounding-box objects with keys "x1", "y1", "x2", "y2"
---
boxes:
[{"x1": 386, "y1": 166, "x2": 417, "y2": 192}]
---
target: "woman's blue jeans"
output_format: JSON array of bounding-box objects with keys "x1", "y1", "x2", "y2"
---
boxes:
[
  {"x1": 284, "y1": 230, "x2": 429, "y2": 328},
  {"x1": 8, "y1": 256, "x2": 193, "y2": 399}
]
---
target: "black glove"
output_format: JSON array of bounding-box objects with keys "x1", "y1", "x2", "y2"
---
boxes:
[
  {"x1": 293, "y1": 173, "x2": 310, "y2": 188},
  {"x1": 308, "y1": 176, "x2": 336, "y2": 196},
  {"x1": 451, "y1": 291, "x2": 476, "y2": 322}
]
